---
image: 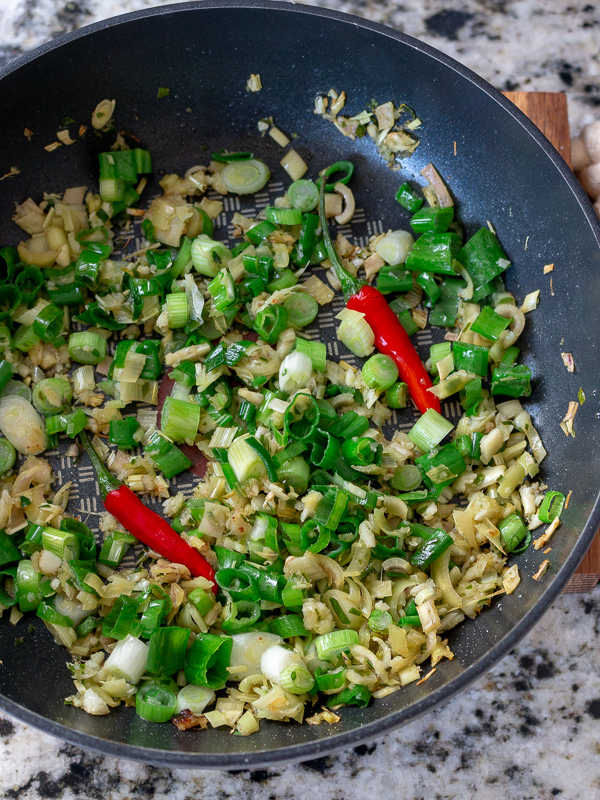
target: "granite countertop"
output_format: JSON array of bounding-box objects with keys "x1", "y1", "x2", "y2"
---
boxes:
[{"x1": 1, "y1": 1, "x2": 600, "y2": 798}]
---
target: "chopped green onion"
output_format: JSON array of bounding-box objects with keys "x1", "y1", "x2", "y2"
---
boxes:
[
  {"x1": 538, "y1": 491, "x2": 566, "y2": 524},
  {"x1": 185, "y1": 587, "x2": 213, "y2": 618},
  {"x1": 266, "y1": 269, "x2": 298, "y2": 293},
  {"x1": 361, "y1": 353, "x2": 399, "y2": 391},
  {"x1": 408, "y1": 409, "x2": 454, "y2": 451},
  {"x1": 184, "y1": 633, "x2": 232, "y2": 690},
  {"x1": 337, "y1": 310, "x2": 375, "y2": 357},
  {"x1": 279, "y1": 663, "x2": 315, "y2": 694},
  {"x1": 136, "y1": 682, "x2": 177, "y2": 723},
  {"x1": 410, "y1": 206, "x2": 454, "y2": 234},
  {"x1": 32, "y1": 378, "x2": 72, "y2": 417},
  {"x1": 294, "y1": 213, "x2": 319, "y2": 267},
  {"x1": 98, "y1": 531, "x2": 136, "y2": 569},
  {"x1": 247, "y1": 221, "x2": 278, "y2": 246},
  {"x1": 416, "y1": 443, "x2": 466, "y2": 491},
  {"x1": 458, "y1": 228, "x2": 510, "y2": 302},
  {"x1": 111, "y1": 340, "x2": 162, "y2": 382},
  {"x1": 253, "y1": 304, "x2": 288, "y2": 344},
  {"x1": 15, "y1": 559, "x2": 48, "y2": 612},
  {"x1": 288, "y1": 180, "x2": 319, "y2": 212},
  {"x1": 176, "y1": 684, "x2": 215, "y2": 715},
  {"x1": 265, "y1": 206, "x2": 303, "y2": 225},
  {"x1": 416, "y1": 271, "x2": 442, "y2": 306},
  {"x1": 341, "y1": 437, "x2": 380, "y2": 467},
  {"x1": 405, "y1": 232, "x2": 461, "y2": 275},
  {"x1": 284, "y1": 393, "x2": 320, "y2": 440},
  {"x1": 498, "y1": 513, "x2": 528, "y2": 552},
  {"x1": 67, "y1": 331, "x2": 107, "y2": 365},
  {"x1": 270, "y1": 614, "x2": 309, "y2": 638},
  {"x1": 409, "y1": 528, "x2": 453, "y2": 568},
  {"x1": 102, "y1": 595, "x2": 140, "y2": 640},
  {"x1": 36, "y1": 599, "x2": 73, "y2": 628},
  {"x1": 390, "y1": 464, "x2": 422, "y2": 492},
  {"x1": 42, "y1": 526, "x2": 80, "y2": 560},
  {"x1": 207, "y1": 269, "x2": 238, "y2": 311},
  {"x1": 147, "y1": 626, "x2": 191, "y2": 676},
  {"x1": 429, "y1": 342, "x2": 452, "y2": 375},
  {"x1": 277, "y1": 456, "x2": 310, "y2": 495},
  {"x1": 0, "y1": 529, "x2": 21, "y2": 567},
  {"x1": 144, "y1": 431, "x2": 193, "y2": 478},
  {"x1": 327, "y1": 684, "x2": 371, "y2": 708},
  {"x1": 470, "y1": 306, "x2": 510, "y2": 341},
  {"x1": 461, "y1": 378, "x2": 483, "y2": 413},
  {"x1": 293, "y1": 338, "x2": 326, "y2": 372},
  {"x1": 221, "y1": 600, "x2": 261, "y2": 633},
  {"x1": 109, "y1": 417, "x2": 140, "y2": 449},
  {"x1": 328, "y1": 411, "x2": 369, "y2": 439},
  {"x1": 279, "y1": 350, "x2": 313, "y2": 394},
  {"x1": 453, "y1": 341, "x2": 489, "y2": 377},
  {"x1": 395, "y1": 182, "x2": 423, "y2": 212},
  {"x1": 32, "y1": 304, "x2": 63, "y2": 342},
  {"x1": 368, "y1": 608, "x2": 393, "y2": 632},
  {"x1": 318, "y1": 160, "x2": 354, "y2": 192},
  {"x1": 283, "y1": 292, "x2": 319, "y2": 330},
  {"x1": 375, "y1": 231, "x2": 414, "y2": 266},
  {"x1": 104, "y1": 634, "x2": 149, "y2": 683},
  {"x1": 229, "y1": 437, "x2": 265, "y2": 482},
  {"x1": 166, "y1": 292, "x2": 189, "y2": 329},
  {"x1": 501, "y1": 346, "x2": 520, "y2": 367},
  {"x1": 191, "y1": 235, "x2": 232, "y2": 278},
  {"x1": 160, "y1": 396, "x2": 200, "y2": 444},
  {"x1": 491, "y1": 365, "x2": 532, "y2": 398},
  {"x1": 314, "y1": 629, "x2": 359, "y2": 661},
  {"x1": 221, "y1": 159, "x2": 270, "y2": 195},
  {"x1": 246, "y1": 436, "x2": 278, "y2": 481},
  {"x1": 315, "y1": 666, "x2": 347, "y2": 691},
  {"x1": 376, "y1": 266, "x2": 413, "y2": 295},
  {"x1": 315, "y1": 488, "x2": 347, "y2": 530}
]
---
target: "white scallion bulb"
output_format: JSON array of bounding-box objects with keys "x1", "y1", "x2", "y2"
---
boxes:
[
  {"x1": 260, "y1": 644, "x2": 303, "y2": 685},
  {"x1": 278, "y1": 351, "x2": 313, "y2": 394},
  {"x1": 375, "y1": 230, "x2": 414, "y2": 266}
]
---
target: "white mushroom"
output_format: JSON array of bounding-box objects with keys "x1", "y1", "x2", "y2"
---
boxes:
[
  {"x1": 571, "y1": 136, "x2": 591, "y2": 172},
  {"x1": 582, "y1": 120, "x2": 600, "y2": 164},
  {"x1": 577, "y1": 162, "x2": 600, "y2": 200},
  {"x1": 334, "y1": 182, "x2": 356, "y2": 225}
]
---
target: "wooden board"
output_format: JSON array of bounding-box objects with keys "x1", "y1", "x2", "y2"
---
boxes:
[{"x1": 504, "y1": 91, "x2": 598, "y2": 592}]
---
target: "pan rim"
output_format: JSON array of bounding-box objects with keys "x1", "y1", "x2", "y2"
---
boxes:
[{"x1": 1, "y1": 0, "x2": 599, "y2": 769}]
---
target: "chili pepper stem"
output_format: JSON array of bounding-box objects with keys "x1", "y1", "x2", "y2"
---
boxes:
[
  {"x1": 318, "y1": 174, "x2": 364, "y2": 301},
  {"x1": 78, "y1": 429, "x2": 121, "y2": 499}
]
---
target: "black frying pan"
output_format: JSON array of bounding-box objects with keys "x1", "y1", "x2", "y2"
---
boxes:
[{"x1": 0, "y1": 0, "x2": 599, "y2": 769}]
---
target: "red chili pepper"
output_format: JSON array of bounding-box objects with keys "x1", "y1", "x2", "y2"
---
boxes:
[
  {"x1": 318, "y1": 169, "x2": 439, "y2": 415},
  {"x1": 347, "y1": 285, "x2": 441, "y2": 415},
  {"x1": 79, "y1": 431, "x2": 216, "y2": 591}
]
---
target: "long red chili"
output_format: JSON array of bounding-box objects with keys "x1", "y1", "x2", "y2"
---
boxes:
[
  {"x1": 347, "y1": 286, "x2": 440, "y2": 415},
  {"x1": 79, "y1": 431, "x2": 216, "y2": 591},
  {"x1": 318, "y1": 168, "x2": 439, "y2": 415}
]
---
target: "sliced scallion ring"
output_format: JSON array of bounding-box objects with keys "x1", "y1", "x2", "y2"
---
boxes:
[{"x1": 221, "y1": 159, "x2": 270, "y2": 195}]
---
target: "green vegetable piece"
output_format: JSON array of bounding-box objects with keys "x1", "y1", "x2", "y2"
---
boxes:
[{"x1": 184, "y1": 634, "x2": 233, "y2": 690}]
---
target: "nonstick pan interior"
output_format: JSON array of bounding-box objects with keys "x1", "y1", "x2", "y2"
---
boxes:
[{"x1": 0, "y1": 0, "x2": 599, "y2": 769}]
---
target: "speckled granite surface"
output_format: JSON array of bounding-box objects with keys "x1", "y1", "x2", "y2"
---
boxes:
[{"x1": 1, "y1": 1, "x2": 600, "y2": 798}]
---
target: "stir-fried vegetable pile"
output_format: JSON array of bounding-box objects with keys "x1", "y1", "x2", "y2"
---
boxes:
[{"x1": 0, "y1": 118, "x2": 565, "y2": 733}]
